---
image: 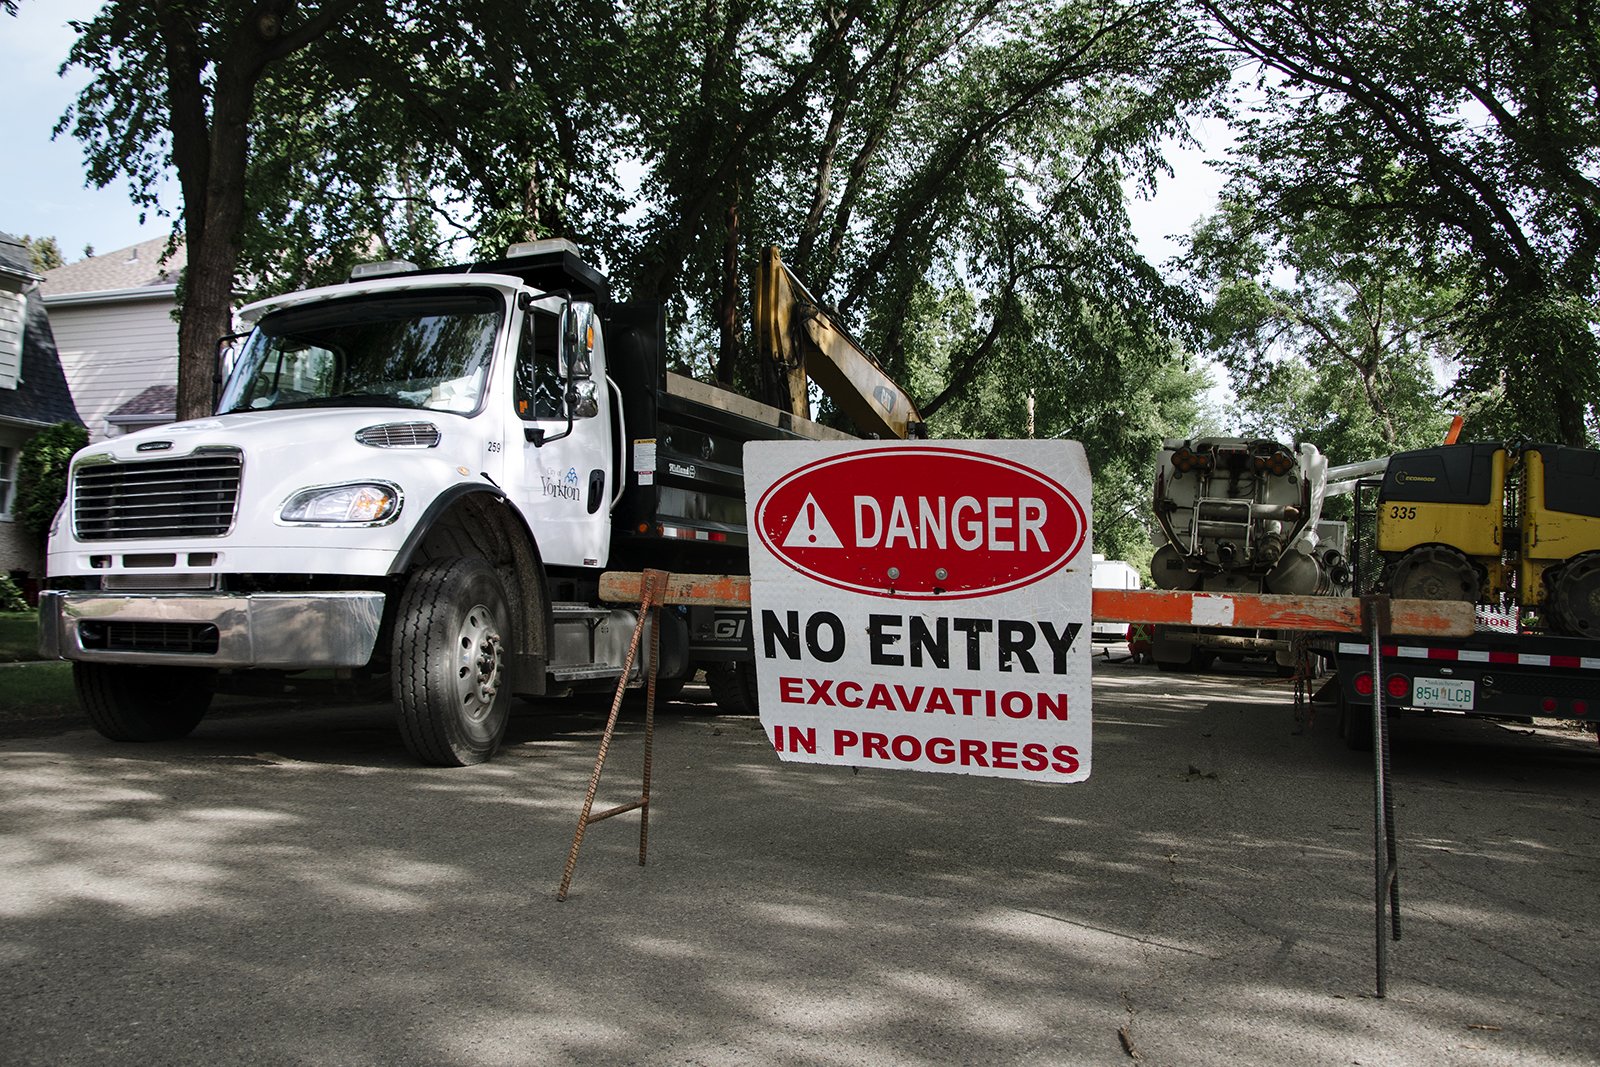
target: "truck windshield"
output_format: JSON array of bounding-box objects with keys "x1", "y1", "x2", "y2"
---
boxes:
[{"x1": 219, "y1": 289, "x2": 504, "y2": 415}]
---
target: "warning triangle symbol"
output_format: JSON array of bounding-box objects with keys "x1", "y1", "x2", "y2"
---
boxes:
[{"x1": 782, "y1": 494, "x2": 844, "y2": 549}]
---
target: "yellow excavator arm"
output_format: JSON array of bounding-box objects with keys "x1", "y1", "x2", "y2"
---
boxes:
[{"x1": 753, "y1": 245, "x2": 926, "y2": 439}]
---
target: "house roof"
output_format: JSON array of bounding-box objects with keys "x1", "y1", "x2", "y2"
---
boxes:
[
  {"x1": 40, "y1": 235, "x2": 186, "y2": 300},
  {"x1": 0, "y1": 233, "x2": 42, "y2": 284},
  {"x1": 0, "y1": 233, "x2": 83, "y2": 429},
  {"x1": 107, "y1": 384, "x2": 177, "y2": 423}
]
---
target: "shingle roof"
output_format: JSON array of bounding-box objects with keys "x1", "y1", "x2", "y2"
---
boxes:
[
  {"x1": 40, "y1": 235, "x2": 186, "y2": 298},
  {"x1": 0, "y1": 232, "x2": 41, "y2": 281},
  {"x1": 108, "y1": 384, "x2": 177, "y2": 420},
  {"x1": 0, "y1": 282, "x2": 84, "y2": 428}
]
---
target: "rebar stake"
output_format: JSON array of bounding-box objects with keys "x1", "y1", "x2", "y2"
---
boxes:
[
  {"x1": 1364, "y1": 595, "x2": 1402, "y2": 997},
  {"x1": 556, "y1": 568, "x2": 669, "y2": 902}
]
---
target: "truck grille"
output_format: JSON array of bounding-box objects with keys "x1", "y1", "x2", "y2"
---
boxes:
[
  {"x1": 355, "y1": 421, "x2": 440, "y2": 448},
  {"x1": 79, "y1": 621, "x2": 221, "y2": 655},
  {"x1": 74, "y1": 451, "x2": 243, "y2": 541}
]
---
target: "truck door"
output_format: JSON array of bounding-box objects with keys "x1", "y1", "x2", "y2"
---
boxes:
[{"x1": 508, "y1": 298, "x2": 614, "y2": 567}]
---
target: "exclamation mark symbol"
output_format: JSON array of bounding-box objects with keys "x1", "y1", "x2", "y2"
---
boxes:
[{"x1": 782, "y1": 493, "x2": 840, "y2": 548}]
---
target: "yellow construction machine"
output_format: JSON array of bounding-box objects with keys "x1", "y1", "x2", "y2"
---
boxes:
[
  {"x1": 752, "y1": 246, "x2": 926, "y2": 440},
  {"x1": 1376, "y1": 441, "x2": 1600, "y2": 636}
]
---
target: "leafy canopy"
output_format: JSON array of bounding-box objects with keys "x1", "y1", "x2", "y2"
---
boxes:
[{"x1": 1201, "y1": 0, "x2": 1600, "y2": 445}]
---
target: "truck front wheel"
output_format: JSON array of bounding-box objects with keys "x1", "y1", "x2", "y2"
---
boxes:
[
  {"x1": 706, "y1": 661, "x2": 758, "y2": 715},
  {"x1": 75, "y1": 663, "x2": 214, "y2": 741},
  {"x1": 393, "y1": 558, "x2": 512, "y2": 766}
]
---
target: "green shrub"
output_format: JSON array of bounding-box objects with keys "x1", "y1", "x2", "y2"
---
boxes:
[
  {"x1": 0, "y1": 573, "x2": 26, "y2": 612},
  {"x1": 15, "y1": 421, "x2": 87, "y2": 543}
]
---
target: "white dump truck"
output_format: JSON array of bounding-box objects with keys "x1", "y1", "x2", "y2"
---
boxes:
[{"x1": 38, "y1": 240, "x2": 859, "y2": 764}]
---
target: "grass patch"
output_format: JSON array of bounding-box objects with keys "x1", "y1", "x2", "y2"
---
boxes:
[
  {"x1": 0, "y1": 611, "x2": 44, "y2": 662},
  {"x1": 0, "y1": 660, "x2": 77, "y2": 716}
]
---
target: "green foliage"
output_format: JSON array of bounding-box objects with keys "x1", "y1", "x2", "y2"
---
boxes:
[
  {"x1": 1201, "y1": 0, "x2": 1600, "y2": 446},
  {"x1": 613, "y1": 0, "x2": 1228, "y2": 459},
  {"x1": 61, "y1": 2, "x2": 633, "y2": 309},
  {"x1": 1185, "y1": 196, "x2": 1455, "y2": 467},
  {"x1": 234, "y1": 1, "x2": 631, "y2": 299},
  {"x1": 0, "y1": 659, "x2": 75, "y2": 705},
  {"x1": 14, "y1": 423, "x2": 88, "y2": 545},
  {"x1": 20, "y1": 235, "x2": 64, "y2": 272},
  {"x1": 0, "y1": 577, "x2": 26, "y2": 614}
]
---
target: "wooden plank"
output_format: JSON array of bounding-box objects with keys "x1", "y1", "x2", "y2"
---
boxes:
[
  {"x1": 598, "y1": 572, "x2": 1477, "y2": 637},
  {"x1": 599, "y1": 571, "x2": 752, "y2": 609},
  {"x1": 1091, "y1": 590, "x2": 1476, "y2": 637}
]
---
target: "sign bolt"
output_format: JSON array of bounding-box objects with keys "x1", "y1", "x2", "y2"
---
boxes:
[
  {"x1": 935, "y1": 567, "x2": 948, "y2": 581},
  {"x1": 887, "y1": 567, "x2": 901, "y2": 580}
]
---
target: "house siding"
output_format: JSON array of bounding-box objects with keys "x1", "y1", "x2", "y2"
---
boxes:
[
  {"x1": 0, "y1": 290, "x2": 24, "y2": 389},
  {"x1": 0, "y1": 423, "x2": 36, "y2": 576},
  {"x1": 49, "y1": 297, "x2": 180, "y2": 442}
]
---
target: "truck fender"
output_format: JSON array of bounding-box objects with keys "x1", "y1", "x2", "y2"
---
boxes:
[{"x1": 389, "y1": 482, "x2": 553, "y2": 697}]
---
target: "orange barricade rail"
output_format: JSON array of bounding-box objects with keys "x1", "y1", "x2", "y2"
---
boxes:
[{"x1": 598, "y1": 573, "x2": 1475, "y2": 638}]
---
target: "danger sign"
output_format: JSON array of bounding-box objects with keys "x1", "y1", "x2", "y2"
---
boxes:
[{"x1": 744, "y1": 441, "x2": 1094, "y2": 782}]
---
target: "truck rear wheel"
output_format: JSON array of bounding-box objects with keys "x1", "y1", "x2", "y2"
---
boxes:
[
  {"x1": 706, "y1": 661, "x2": 758, "y2": 715},
  {"x1": 393, "y1": 558, "x2": 511, "y2": 766},
  {"x1": 74, "y1": 663, "x2": 214, "y2": 741},
  {"x1": 1386, "y1": 545, "x2": 1479, "y2": 602},
  {"x1": 1547, "y1": 552, "x2": 1600, "y2": 637}
]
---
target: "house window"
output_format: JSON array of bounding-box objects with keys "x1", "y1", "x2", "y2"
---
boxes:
[{"x1": 0, "y1": 445, "x2": 15, "y2": 519}]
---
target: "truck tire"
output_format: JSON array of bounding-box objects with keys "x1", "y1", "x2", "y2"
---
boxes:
[
  {"x1": 706, "y1": 661, "x2": 758, "y2": 715},
  {"x1": 74, "y1": 663, "x2": 214, "y2": 741},
  {"x1": 393, "y1": 557, "x2": 511, "y2": 766},
  {"x1": 1547, "y1": 552, "x2": 1600, "y2": 637},
  {"x1": 1386, "y1": 544, "x2": 1479, "y2": 602}
]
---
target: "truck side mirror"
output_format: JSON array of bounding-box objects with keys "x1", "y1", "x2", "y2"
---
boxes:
[
  {"x1": 564, "y1": 302, "x2": 593, "y2": 379},
  {"x1": 566, "y1": 380, "x2": 599, "y2": 419}
]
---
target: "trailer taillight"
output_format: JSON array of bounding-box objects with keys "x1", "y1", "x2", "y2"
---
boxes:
[
  {"x1": 1352, "y1": 673, "x2": 1413, "y2": 701},
  {"x1": 1542, "y1": 697, "x2": 1558, "y2": 714},
  {"x1": 1573, "y1": 699, "x2": 1589, "y2": 717}
]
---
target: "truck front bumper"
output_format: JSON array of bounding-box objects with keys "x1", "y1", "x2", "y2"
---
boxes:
[{"x1": 38, "y1": 590, "x2": 386, "y2": 669}]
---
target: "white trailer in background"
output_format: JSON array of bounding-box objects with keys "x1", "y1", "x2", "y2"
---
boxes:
[{"x1": 1090, "y1": 554, "x2": 1140, "y2": 640}]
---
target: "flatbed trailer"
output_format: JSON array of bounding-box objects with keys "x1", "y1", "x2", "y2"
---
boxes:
[{"x1": 1324, "y1": 630, "x2": 1599, "y2": 748}]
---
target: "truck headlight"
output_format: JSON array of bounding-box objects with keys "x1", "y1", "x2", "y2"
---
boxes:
[{"x1": 280, "y1": 482, "x2": 401, "y2": 525}]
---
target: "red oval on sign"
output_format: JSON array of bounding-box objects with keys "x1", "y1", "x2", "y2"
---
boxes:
[{"x1": 754, "y1": 446, "x2": 1087, "y2": 599}]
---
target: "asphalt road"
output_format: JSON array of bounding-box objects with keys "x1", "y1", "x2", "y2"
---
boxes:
[{"x1": 2, "y1": 652, "x2": 1597, "y2": 1066}]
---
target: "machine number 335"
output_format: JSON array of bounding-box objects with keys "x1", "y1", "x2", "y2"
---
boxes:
[{"x1": 1388, "y1": 505, "x2": 1418, "y2": 520}]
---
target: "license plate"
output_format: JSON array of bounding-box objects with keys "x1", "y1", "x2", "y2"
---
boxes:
[{"x1": 1413, "y1": 677, "x2": 1475, "y2": 710}]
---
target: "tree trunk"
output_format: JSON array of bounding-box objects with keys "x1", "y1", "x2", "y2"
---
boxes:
[{"x1": 157, "y1": 0, "x2": 360, "y2": 420}]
